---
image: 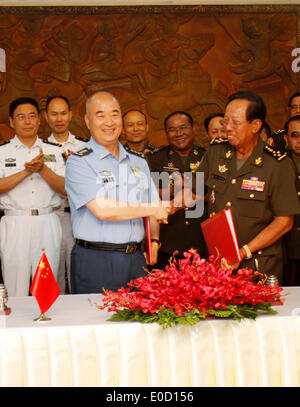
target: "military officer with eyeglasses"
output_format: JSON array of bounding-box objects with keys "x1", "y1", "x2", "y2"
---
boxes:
[
  {"x1": 147, "y1": 111, "x2": 207, "y2": 270},
  {"x1": 199, "y1": 91, "x2": 300, "y2": 284},
  {"x1": 0, "y1": 97, "x2": 66, "y2": 297}
]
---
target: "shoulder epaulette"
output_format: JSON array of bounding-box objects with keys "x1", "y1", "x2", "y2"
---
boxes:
[
  {"x1": 0, "y1": 140, "x2": 10, "y2": 146},
  {"x1": 124, "y1": 144, "x2": 146, "y2": 158},
  {"x1": 147, "y1": 145, "x2": 168, "y2": 155},
  {"x1": 264, "y1": 144, "x2": 287, "y2": 161},
  {"x1": 210, "y1": 137, "x2": 229, "y2": 145},
  {"x1": 75, "y1": 136, "x2": 88, "y2": 142},
  {"x1": 43, "y1": 139, "x2": 62, "y2": 147},
  {"x1": 72, "y1": 147, "x2": 93, "y2": 157},
  {"x1": 272, "y1": 128, "x2": 285, "y2": 136}
]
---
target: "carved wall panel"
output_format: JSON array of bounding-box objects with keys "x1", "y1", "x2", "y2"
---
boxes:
[{"x1": 0, "y1": 6, "x2": 298, "y2": 147}]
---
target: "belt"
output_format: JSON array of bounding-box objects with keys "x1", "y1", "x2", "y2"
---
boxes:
[
  {"x1": 64, "y1": 207, "x2": 71, "y2": 213},
  {"x1": 75, "y1": 239, "x2": 141, "y2": 254},
  {"x1": 4, "y1": 208, "x2": 54, "y2": 216}
]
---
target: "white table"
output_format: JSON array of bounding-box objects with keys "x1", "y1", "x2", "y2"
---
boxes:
[{"x1": 0, "y1": 288, "x2": 299, "y2": 387}]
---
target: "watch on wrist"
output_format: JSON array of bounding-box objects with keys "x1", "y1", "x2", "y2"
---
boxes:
[{"x1": 242, "y1": 244, "x2": 252, "y2": 259}]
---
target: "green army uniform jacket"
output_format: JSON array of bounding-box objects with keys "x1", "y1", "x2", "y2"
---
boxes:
[
  {"x1": 147, "y1": 144, "x2": 207, "y2": 256},
  {"x1": 199, "y1": 137, "x2": 300, "y2": 280},
  {"x1": 284, "y1": 152, "x2": 300, "y2": 259}
]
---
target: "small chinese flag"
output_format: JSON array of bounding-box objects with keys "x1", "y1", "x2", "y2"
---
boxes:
[{"x1": 30, "y1": 252, "x2": 60, "y2": 314}]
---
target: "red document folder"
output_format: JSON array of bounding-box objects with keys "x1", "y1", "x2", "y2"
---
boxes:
[
  {"x1": 143, "y1": 217, "x2": 153, "y2": 265},
  {"x1": 200, "y1": 209, "x2": 241, "y2": 266}
]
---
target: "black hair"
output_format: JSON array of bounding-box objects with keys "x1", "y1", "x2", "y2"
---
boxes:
[
  {"x1": 46, "y1": 96, "x2": 71, "y2": 111},
  {"x1": 226, "y1": 91, "x2": 266, "y2": 127},
  {"x1": 164, "y1": 111, "x2": 193, "y2": 130},
  {"x1": 288, "y1": 92, "x2": 300, "y2": 107},
  {"x1": 259, "y1": 122, "x2": 272, "y2": 138},
  {"x1": 284, "y1": 114, "x2": 300, "y2": 134},
  {"x1": 122, "y1": 109, "x2": 148, "y2": 124},
  {"x1": 204, "y1": 113, "x2": 224, "y2": 132},
  {"x1": 9, "y1": 97, "x2": 40, "y2": 117}
]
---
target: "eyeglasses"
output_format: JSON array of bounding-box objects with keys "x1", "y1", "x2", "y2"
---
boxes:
[
  {"x1": 166, "y1": 125, "x2": 191, "y2": 135},
  {"x1": 14, "y1": 113, "x2": 39, "y2": 122},
  {"x1": 220, "y1": 118, "x2": 248, "y2": 128}
]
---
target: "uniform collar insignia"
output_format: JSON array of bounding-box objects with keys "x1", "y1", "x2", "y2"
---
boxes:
[
  {"x1": 255, "y1": 157, "x2": 262, "y2": 165},
  {"x1": 218, "y1": 164, "x2": 228, "y2": 173},
  {"x1": 225, "y1": 150, "x2": 232, "y2": 159},
  {"x1": 193, "y1": 148, "x2": 198, "y2": 155}
]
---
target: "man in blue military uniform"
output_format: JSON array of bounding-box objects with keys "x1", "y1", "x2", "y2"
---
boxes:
[{"x1": 65, "y1": 91, "x2": 169, "y2": 294}]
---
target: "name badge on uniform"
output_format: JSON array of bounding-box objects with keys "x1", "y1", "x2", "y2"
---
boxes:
[
  {"x1": 241, "y1": 177, "x2": 265, "y2": 192},
  {"x1": 100, "y1": 171, "x2": 115, "y2": 184},
  {"x1": 43, "y1": 154, "x2": 56, "y2": 162},
  {"x1": 5, "y1": 158, "x2": 16, "y2": 167}
]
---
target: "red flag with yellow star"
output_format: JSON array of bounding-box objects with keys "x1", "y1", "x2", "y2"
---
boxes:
[{"x1": 30, "y1": 252, "x2": 60, "y2": 314}]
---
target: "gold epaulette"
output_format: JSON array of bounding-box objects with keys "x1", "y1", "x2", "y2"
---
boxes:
[
  {"x1": 272, "y1": 128, "x2": 285, "y2": 136},
  {"x1": 124, "y1": 144, "x2": 146, "y2": 158},
  {"x1": 264, "y1": 144, "x2": 287, "y2": 161},
  {"x1": 0, "y1": 140, "x2": 10, "y2": 146},
  {"x1": 210, "y1": 137, "x2": 229, "y2": 145},
  {"x1": 147, "y1": 145, "x2": 167, "y2": 155},
  {"x1": 75, "y1": 136, "x2": 88, "y2": 142},
  {"x1": 43, "y1": 139, "x2": 62, "y2": 147},
  {"x1": 72, "y1": 147, "x2": 93, "y2": 157}
]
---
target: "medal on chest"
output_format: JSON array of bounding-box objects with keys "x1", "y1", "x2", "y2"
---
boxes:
[{"x1": 241, "y1": 177, "x2": 265, "y2": 192}]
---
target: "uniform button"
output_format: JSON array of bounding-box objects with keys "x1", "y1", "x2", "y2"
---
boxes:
[
  {"x1": 258, "y1": 250, "x2": 262, "y2": 255},
  {"x1": 231, "y1": 179, "x2": 236, "y2": 184},
  {"x1": 185, "y1": 221, "x2": 189, "y2": 225},
  {"x1": 298, "y1": 192, "x2": 300, "y2": 196},
  {"x1": 297, "y1": 227, "x2": 300, "y2": 231},
  {"x1": 250, "y1": 194, "x2": 254, "y2": 198},
  {"x1": 226, "y1": 202, "x2": 231, "y2": 207},
  {"x1": 185, "y1": 207, "x2": 189, "y2": 211}
]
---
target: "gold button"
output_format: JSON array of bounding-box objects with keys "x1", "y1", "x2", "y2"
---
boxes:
[
  {"x1": 258, "y1": 250, "x2": 262, "y2": 255},
  {"x1": 250, "y1": 194, "x2": 254, "y2": 198},
  {"x1": 185, "y1": 207, "x2": 189, "y2": 211},
  {"x1": 231, "y1": 179, "x2": 236, "y2": 184},
  {"x1": 297, "y1": 227, "x2": 300, "y2": 231},
  {"x1": 298, "y1": 192, "x2": 300, "y2": 196},
  {"x1": 226, "y1": 202, "x2": 231, "y2": 207},
  {"x1": 185, "y1": 221, "x2": 189, "y2": 225}
]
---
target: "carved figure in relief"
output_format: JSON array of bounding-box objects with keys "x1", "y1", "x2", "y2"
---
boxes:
[
  {"x1": 134, "y1": 34, "x2": 227, "y2": 129},
  {"x1": 229, "y1": 15, "x2": 296, "y2": 90}
]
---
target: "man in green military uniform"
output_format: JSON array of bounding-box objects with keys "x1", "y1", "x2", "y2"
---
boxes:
[
  {"x1": 147, "y1": 111, "x2": 207, "y2": 269},
  {"x1": 283, "y1": 115, "x2": 300, "y2": 285},
  {"x1": 199, "y1": 91, "x2": 299, "y2": 284}
]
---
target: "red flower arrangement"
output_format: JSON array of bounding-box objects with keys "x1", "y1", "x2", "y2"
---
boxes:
[{"x1": 93, "y1": 249, "x2": 283, "y2": 328}]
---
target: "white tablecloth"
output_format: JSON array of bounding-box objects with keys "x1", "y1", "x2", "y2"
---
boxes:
[{"x1": 0, "y1": 288, "x2": 300, "y2": 387}]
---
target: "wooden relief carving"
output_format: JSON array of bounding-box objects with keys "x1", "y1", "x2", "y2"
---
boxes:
[{"x1": 0, "y1": 10, "x2": 297, "y2": 146}]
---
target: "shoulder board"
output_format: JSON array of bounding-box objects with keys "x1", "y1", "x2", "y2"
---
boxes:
[
  {"x1": 72, "y1": 147, "x2": 93, "y2": 157},
  {"x1": 264, "y1": 144, "x2": 287, "y2": 161},
  {"x1": 210, "y1": 137, "x2": 229, "y2": 145},
  {"x1": 272, "y1": 128, "x2": 285, "y2": 136},
  {"x1": 147, "y1": 145, "x2": 168, "y2": 156},
  {"x1": 75, "y1": 136, "x2": 88, "y2": 142},
  {"x1": 43, "y1": 139, "x2": 62, "y2": 147},
  {"x1": 0, "y1": 140, "x2": 10, "y2": 146},
  {"x1": 124, "y1": 145, "x2": 146, "y2": 159}
]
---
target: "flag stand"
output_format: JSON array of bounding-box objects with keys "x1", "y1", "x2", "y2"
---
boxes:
[{"x1": 33, "y1": 314, "x2": 51, "y2": 322}]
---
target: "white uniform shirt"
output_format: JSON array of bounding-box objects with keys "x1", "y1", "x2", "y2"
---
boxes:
[
  {"x1": 48, "y1": 132, "x2": 86, "y2": 209},
  {"x1": 0, "y1": 135, "x2": 65, "y2": 211},
  {"x1": 48, "y1": 132, "x2": 86, "y2": 155}
]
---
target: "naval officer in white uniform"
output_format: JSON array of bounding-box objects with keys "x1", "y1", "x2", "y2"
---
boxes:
[
  {"x1": 45, "y1": 96, "x2": 87, "y2": 293},
  {"x1": 0, "y1": 97, "x2": 66, "y2": 297}
]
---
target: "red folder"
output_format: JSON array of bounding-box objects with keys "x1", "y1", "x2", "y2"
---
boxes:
[
  {"x1": 144, "y1": 217, "x2": 153, "y2": 265},
  {"x1": 200, "y1": 209, "x2": 241, "y2": 266}
]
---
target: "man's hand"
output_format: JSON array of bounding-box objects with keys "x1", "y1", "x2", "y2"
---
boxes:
[
  {"x1": 24, "y1": 148, "x2": 44, "y2": 173},
  {"x1": 144, "y1": 240, "x2": 160, "y2": 265},
  {"x1": 151, "y1": 201, "x2": 170, "y2": 224}
]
